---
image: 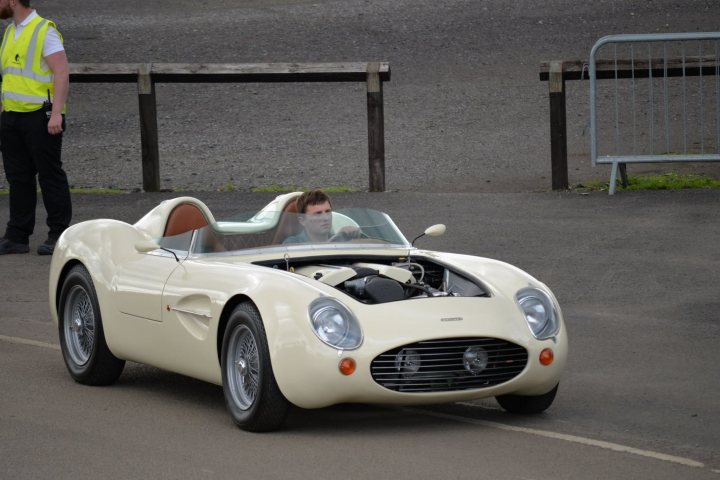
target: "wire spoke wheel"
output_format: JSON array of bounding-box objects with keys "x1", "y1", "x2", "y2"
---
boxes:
[
  {"x1": 221, "y1": 302, "x2": 290, "y2": 432},
  {"x1": 63, "y1": 285, "x2": 96, "y2": 366},
  {"x1": 58, "y1": 265, "x2": 125, "y2": 385},
  {"x1": 226, "y1": 325, "x2": 260, "y2": 410}
]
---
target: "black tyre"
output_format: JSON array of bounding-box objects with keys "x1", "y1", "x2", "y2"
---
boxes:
[
  {"x1": 58, "y1": 265, "x2": 125, "y2": 385},
  {"x1": 221, "y1": 302, "x2": 290, "y2": 432},
  {"x1": 496, "y1": 384, "x2": 559, "y2": 414}
]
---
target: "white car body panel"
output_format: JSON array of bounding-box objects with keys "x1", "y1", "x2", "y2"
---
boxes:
[{"x1": 49, "y1": 195, "x2": 567, "y2": 411}]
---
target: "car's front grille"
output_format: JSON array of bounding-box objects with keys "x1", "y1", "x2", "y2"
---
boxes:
[{"x1": 371, "y1": 337, "x2": 528, "y2": 393}]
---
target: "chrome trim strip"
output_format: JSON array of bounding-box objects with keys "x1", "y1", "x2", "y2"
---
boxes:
[{"x1": 170, "y1": 307, "x2": 212, "y2": 319}]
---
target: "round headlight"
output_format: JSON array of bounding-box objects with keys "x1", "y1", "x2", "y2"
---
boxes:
[
  {"x1": 395, "y1": 349, "x2": 421, "y2": 378},
  {"x1": 309, "y1": 297, "x2": 363, "y2": 350},
  {"x1": 463, "y1": 346, "x2": 489, "y2": 374},
  {"x1": 516, "y1": 287, "x2": 559, "y2": 339}
]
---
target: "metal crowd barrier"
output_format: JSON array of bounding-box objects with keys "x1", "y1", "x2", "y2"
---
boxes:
[{"x1": 589, "y1": 33, "x2": 720, "y2": 194}]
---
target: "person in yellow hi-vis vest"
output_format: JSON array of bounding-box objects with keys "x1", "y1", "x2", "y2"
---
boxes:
[{"x1": 0, "y1": 0, "x2": 70, "y2": 256}]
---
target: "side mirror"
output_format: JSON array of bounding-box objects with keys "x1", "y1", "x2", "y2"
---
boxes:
[
  {"x1": 424, "y1": 224, "x2": 446, "y2": 237},
  {"x1": 135, "y1": 240, "x2": 181, "y2": 262},
  {"x1": 134, "y1": 240, "x2": 160, "y2": 253},
  {"x1": 411, "y1": 224, "x2": 446, "y2": 246}
]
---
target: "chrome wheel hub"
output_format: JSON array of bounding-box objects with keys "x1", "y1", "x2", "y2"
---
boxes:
[
  {"x1": 72, "y1": 317, "x2": 83, "y2": 333},
  {"x1": 235, "y1": 357, "x2": 248, "y2": 377}
]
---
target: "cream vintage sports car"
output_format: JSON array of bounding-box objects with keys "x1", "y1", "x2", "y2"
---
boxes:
[{"x1": 49, "y1": 193, "x2": 568, "y2": 432}]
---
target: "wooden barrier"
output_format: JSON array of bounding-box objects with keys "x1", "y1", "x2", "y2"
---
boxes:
[
  {"x1": 69, "y1": 62, "x2": 391, "y2": 192},
  {"x1": 539, "y1": 57, "x2": 718, "y2": 190}
]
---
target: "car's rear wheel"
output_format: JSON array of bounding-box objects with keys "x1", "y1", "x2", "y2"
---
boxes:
[
  {"x1": 496, "y1": 384, "x2": 559, "y2": 414},
  {"x1": 221, "y1": 302, "x2": 289, "y2": 432},
  {"x1": 58, "y1": 265, "x2": 125, "y2": 385}
]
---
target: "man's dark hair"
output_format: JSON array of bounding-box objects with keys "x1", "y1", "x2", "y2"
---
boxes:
[
  {"x1": 19, "y1": 0, "x2": 31, "y2": 7},
  {"x1": 295, "y1": 190, "x2": 332, "y2": 214}
]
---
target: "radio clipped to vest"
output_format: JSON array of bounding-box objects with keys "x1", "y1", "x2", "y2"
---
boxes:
[{"x1": 42, "y1": 90, "x2": 52, "y2": 119}]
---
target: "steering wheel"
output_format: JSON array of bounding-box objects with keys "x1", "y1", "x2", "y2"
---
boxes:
[{"x1": 329, "y1": 229, "x2": 368, "y2": 242}]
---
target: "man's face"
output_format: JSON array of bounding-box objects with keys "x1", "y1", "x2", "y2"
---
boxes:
[
  {"x1": 299, "y1": 201, "x2": 333, "y2": 238},
  {"x1": 0, "y1": 1, "x2": 13, "y2": 20}
]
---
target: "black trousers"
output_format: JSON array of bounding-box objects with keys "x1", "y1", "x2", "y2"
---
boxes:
[{"x1": 1, "y1": 109, "x2": 72, "y2": 244}]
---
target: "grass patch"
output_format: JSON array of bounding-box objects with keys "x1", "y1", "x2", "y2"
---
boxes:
[
  {"x1": 249, "y1": 185, "x2": 358, "y2": 193},
  {"x1": 218, "y1": 182, "x2": 236, "y2": 192},
  {"x1": 70, "y1": 187, "x2": 128, "y2": 195},
  {"x1": 2, "y1": 185, "x2": 359, "y2": 195},
  {"x1": 0, "y1": 187, "x2": 128, "y2": 196},
  {"x1": 575, "y1": 172, "x2": 720, "y2": 192}
]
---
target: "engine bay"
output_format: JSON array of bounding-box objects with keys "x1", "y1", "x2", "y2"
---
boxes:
[{"x1": 257, "y1": 256, "x2": 488, "y2": 304}]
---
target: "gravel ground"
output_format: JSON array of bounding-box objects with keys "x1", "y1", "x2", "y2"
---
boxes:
[{"x1": 2, "y1": 0, "x2": 720, "y2": 192}]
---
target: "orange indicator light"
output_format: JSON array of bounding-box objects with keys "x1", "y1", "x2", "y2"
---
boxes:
[
  {"x1": 339, "y1": 357, "x2": 356, "y2": 376},
  {"x1": 539, "y1": 348, "x2": 554, "y2": 366}
]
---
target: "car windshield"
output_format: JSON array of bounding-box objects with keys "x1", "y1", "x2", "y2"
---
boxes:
[{"x1": 182, "y1": 207, "x2": 411, "y2": 255}]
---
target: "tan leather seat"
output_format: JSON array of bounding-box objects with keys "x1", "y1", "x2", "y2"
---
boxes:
[
  {"x1": 164, "y1": 203, "x2": 210, "y2": 237},
  {"x1": 271, "y1": 199, "x2": 301, "y2": 244}
]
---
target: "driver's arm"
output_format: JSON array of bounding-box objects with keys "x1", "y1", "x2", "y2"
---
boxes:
[{"x1": 338, "y1": 226, "x2": 361, "y2": 238}]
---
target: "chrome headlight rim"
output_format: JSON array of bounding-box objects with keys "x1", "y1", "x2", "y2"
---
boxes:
[
  {"x1": 515, "y1": 287, "x2": 560, "y2": 340},
  {"x1": 308, "y1": 296, "x2": 363, "y2": 350}
]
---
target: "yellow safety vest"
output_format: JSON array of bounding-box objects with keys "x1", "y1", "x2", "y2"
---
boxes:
[{"x1": 0, "y1": 14, "x2": 64, "y2": 113}]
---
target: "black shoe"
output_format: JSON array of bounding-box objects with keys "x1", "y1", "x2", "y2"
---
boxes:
[
  {"x1": 37, "y1": 238, "x2": 58, "y2": 256},
  {"x1": 0, "y1": 237, "x2": 30, "y2": 255}
]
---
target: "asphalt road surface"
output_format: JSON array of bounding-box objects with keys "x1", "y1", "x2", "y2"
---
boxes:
[
  {"x1": 1, "y1": 190, "x2": 718, "y2": 479},
  {"x1": 1, "y1": 0, "x2": 719, "y2": 192},
  {"x1": 1, "y1": 1, "x2": 719, "y2": 478}
]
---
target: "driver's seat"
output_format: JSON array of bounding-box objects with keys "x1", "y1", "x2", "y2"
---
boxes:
[{"x1": 271, "y1": 199, "x2": 301, "y2": 244}]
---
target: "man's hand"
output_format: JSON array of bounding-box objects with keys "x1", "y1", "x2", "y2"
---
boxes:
[
  {"x1": 328, "y1": 226, "x2": 362, "y2": 242},
  {"x1": 47, "y1": 112, "x2": 63, "y2": 135},
  {"x1": 338, "y1": 226, "x2": 361, "y2": 239}
]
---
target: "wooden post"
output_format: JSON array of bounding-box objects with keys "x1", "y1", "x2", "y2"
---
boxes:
[
  {"x1": 366, "y1": 62, "x2": 385, "y2": 192},
  {"x1": 549, "y1": 61, "x2": 568, "y2": 190},
  {"x1": 71, "y1": 62, "x2": 390, "y2": 192},
  {"x1": 138, "y1": 63, "x2": 160, "y2": 192}
]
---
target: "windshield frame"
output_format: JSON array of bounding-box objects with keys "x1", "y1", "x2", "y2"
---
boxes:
[{"x1": 183, "y1": 207, "x2": 411, "y2": 257}]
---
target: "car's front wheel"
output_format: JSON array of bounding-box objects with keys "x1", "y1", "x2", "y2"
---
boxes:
[
  {"x1": 58, "y1": 264, "x2": 125, "y2": 385},
  {"x1": 221, "y1": 302, "x2": 290, "y2": 432},
  {"x1": 496, "y1": 384, "x2": 559, "y2": 414}
]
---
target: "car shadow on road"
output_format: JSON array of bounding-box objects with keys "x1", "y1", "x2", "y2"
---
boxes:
[{"x1": 109, "y1": 362, "x2": 540, "y2": 435}]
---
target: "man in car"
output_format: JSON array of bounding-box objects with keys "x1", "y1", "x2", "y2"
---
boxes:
[{"x1": 283, "y1": 190, "x2": 360, "y2": 244}]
